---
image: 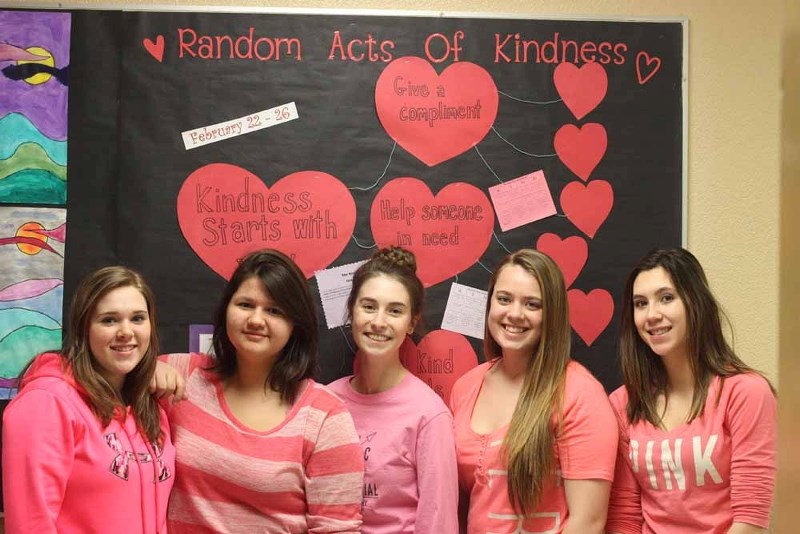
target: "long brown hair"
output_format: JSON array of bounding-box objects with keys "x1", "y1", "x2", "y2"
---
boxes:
[
  {"x1": 209, "y1": 249, "x2": 318, "y2": 404},
  {"x1": 485, "y1": 249, "x2": 571, "y2": 515},
  {"x1": 60, "y1": 266, "x2": 162, "y2": 443},
  {"x1": 619, "y1": 248, "x2": 773, "y2": 427}
]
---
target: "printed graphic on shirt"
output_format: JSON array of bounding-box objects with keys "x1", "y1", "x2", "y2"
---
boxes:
[
  {"x1": 360, "y1": 431, "x2": 379, "y2": 509},
  {"x1": 482, "y1": 440, "x2": 563, "y2": 533},
  {"x1": 104, "y1": 432, "x2": 172, "y2": 483},
  {"x1": 628, "y1": 434, "x2": 723, "y2": 491}
]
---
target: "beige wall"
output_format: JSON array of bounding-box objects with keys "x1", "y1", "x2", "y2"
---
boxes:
[{"x1": 9, "y1": 0, "x2": 792, "y2": 527}]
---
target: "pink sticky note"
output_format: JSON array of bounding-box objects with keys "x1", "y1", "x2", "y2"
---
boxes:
[{"x1": 488, "y1": 170, "x2": 557, "y2": 232}]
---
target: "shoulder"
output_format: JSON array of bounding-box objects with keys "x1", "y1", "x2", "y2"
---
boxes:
[
  {"x1": 609, "y1": 384, "x2": 630, "y2": 413},
  {"x1": 325, "y1": 375, "x2": 353, "y2": 399},
  {"x1": 403, "y1": 373, "x2": 451, "y2": 417},
  {"x1": 564, "y1": 361, "x2": 608, "y2": 400},
  {"x1": 719, "y1": 372, "x2": 774, "y2": 395},
  {"x1": 301, "y1": 380, "x2": 352, "y2": 416},
  {"x1": 451, "y1": 359, "x2": 493, "y2": 396},
  {"x1": 715, "y1": 372, "x2": 776, "y2": 411},
  {"x1": 4, "y1": 379, "x2": 82, "y2": 427}
]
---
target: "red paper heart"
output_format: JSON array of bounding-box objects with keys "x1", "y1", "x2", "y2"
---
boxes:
[
  {"x1": 568, "y1": 288, "x2": 614, "y2": 346},
  {"x1": 370, "y1": 177, "x2": 495, "y2": 287},
  {"x1": 554, "y1": 123, "x2": 607, "y2": 181},
  {"x1": 536, "y1": 233, "x2": 588, "y2": 288},
  {"x1": 177, "y1": 163, "x2": 355, "y2": 279},
  {"x1": 553, "y1": 62, "x2": 608, "y2": 120},
  {"x1": 401, "y1": 330, "x2": 479, "y2": 402},
  {"x1": 375, "y1": 56, "x2": 499, "y2": 167},
  {"x1": 636, "y1": 52, "x2": 661, "y2": 85},
  {"x1": 560, "y1": 180, "x2": 614, "y2": 239},
  {"x1": 143, "y1": 35, "x2": 164, "y2": 63}
]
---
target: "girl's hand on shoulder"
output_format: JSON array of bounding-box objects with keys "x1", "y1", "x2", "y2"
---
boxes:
[{"x1": 149, "y1": 360, "x2": 187, "y2": 403}]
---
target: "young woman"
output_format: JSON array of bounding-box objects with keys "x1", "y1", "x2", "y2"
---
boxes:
[
  {"x1": 449, "y1": 249, "x2": 617, "y2": 534},
  {"x1": 327, "y1": 246, "x2": 458, "y2": 533},
  {"x1": 158, "y1": 249, "x2": 363, "y2": 533},
  {"x1": 606, "y1": 248, "x2": 777, "y2": 534},
  {"x1": 2, "y1": 266, "x2": 174, "y2": 533}
]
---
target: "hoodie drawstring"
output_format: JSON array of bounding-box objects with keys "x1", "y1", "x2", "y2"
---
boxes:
[{"x1": 121, "y1": 419, "x2": 162, "y2": 534}]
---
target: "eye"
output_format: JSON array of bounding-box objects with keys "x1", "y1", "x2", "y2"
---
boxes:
[
  {"x1": 360, "y1": 302, "x2": 376, "y2": 312},
  {"x1": 633, "y1": 299, "x2": 647, "y2": 309},
  {"x1": 496, "y1": 294, "x2": 511, "y2": 305},
  {"x1": 661, "y1": 294, "x2": 675, "y2": 304},
  {"x1": 266, "y1": 307, "x2": 285, "y2": 317},
  {"x1": 525, "y1": 300, "x2": 541, "y2": 311},
  {"x1": 131, "y1": 314, "x2": 148, "y2": 324},
  {"x1": 100, "y1": 316, "x2": 117, "y2": 325},
  {"x1": 237, "y1": 301, "x2": 254, "y2": 309},
  {"x1": 389, "y1": 306, "x2": 405, "y2": 316}
]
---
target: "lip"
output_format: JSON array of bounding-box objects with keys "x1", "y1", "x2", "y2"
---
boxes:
[
  {"x1": 363, "y1": 332, "x2": 391, "y2": 343},
  {"x1": 501, "y1": 324, "x2": 529, "y2": 335},
  {"x1": 243, "y1": 331, "x2": 267, "y2": 340},
  {"x1": 647, "y1": 325, "x2": 671, "y2": 339},
  {"x1": 110, "y1": 344, "x2": 137, "y2": 354}
]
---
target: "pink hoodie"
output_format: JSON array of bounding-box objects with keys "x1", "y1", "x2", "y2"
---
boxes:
[{"x1": 2, "y1": 352, "x2": 175, "y2": 533}]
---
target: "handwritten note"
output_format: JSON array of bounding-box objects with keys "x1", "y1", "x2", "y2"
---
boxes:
[
  {"x1": 441, "y1": 283, "x2": 488, "y2": 339},
  {"x1": 488, "y1": 170, "x2": 557, "y2": 232},
  {"x1": 315, "y1": 260, "x2": 368, "y2": 329},
  {"x1": 181, "y1": 102, "x2": 299, "y2": 150}
]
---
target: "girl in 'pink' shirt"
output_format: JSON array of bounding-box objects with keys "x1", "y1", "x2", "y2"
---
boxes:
[
  {"x1": 450, "y1": 249, "x2": 617, "y2": 534},
  {"x1": 606, "y1": 248, "x2": 777, "y2": 534}
]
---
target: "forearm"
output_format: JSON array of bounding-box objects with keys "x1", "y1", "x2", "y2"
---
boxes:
[
  {"x1": 727, "y1": 522, "x2": 768, "y2": 534},
  {"x1": 563, "y1": 516, "x2": 606, "y2": 534}
]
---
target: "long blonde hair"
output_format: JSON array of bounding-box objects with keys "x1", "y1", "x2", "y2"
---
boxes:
[{"x1": 484, "y1": 249, "x2": 571, "y2": 515}]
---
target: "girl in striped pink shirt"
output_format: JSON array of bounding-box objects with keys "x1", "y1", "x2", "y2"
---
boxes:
[{"x1": 157, "y1": 249, "x2": 364, "y2": 533}]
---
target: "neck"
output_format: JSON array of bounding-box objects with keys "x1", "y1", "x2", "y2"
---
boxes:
[
  {"x1": 230, "y1": 353, "x2": 275, "y2": 392},
  {"x1": 663, "y1": 351, "x2": 695, "y2": 395},
  {"x1": 497, "y1": 349, "x2": 531, "y2": 382},
  {"x1": 353, "y1": 351, "x2": 406, "y2": 394}
]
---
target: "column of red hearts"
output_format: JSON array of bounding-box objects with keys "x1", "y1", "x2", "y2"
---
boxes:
[{"x1": 541, "y1": 62, "x2": 614, "y2": 347}]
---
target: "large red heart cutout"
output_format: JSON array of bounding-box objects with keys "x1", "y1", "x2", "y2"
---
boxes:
[
  {"x1": 536, "y1": 233, "x2": 588, "y2": 288},
  {"x1": 375, "y1": 56, "x2": 499, "y2": 167},
  {"x1": 401, "y1": 330, "x2": 479, "y2": 402},
  {"x1": 553, "y1": 62, "x2": 608, "y2": 120},
  {"x1": 560, "y1": 179, "x2": 614, "y2": 239},
  {"x1": 554, "y1": 123, "x2": 607, "y2": 181},
  {"x1": 568, "y1": 288, "x2": 614, "y2": 346},
  {"x1": 370, "y1": 177, "x2": 495, "y2": 287},
  {"x1": 143, "y1": 35, "x2": 164, "y2": 63},
  {"x1": 177, "y1": 163, "x2": 355, "y2": 279}
]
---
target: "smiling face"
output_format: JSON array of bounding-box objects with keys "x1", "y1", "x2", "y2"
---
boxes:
[
  {"x1": 632, "y1": 266, "x2": 688, "y2": 360},
  {"x1": 351, "y1": 274, "x2": 416, "y2": 361},
  {"x1": 226, "y1": 276, "x2": 294, "y2": 363},
  {"x1": 88, "y1": 285, "x2": 151, "y2": 392},
  {"x1": 487, "y1": 264, "x2": 543, "y2": 359}
]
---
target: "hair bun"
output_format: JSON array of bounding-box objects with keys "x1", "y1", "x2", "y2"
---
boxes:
[{"x1": 373, "y1": 246, "x2": 417, "y2": 273}]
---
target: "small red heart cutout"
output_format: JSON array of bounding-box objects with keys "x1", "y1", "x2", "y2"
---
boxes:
[
  {"x1": 176, "y1": 163, "x2": 355, "y2": 279},
  {"x1": 560, "y1": 180, "x2": 614, "y2": 239},
  {"x1": 375, "y1": 56, "x2": 499, "y2": 166},
  {"x1": 401, "y1": 330, "x2": 479, "y2": 402},
  {"x1": 568, "y1": 288, "x2": 614, "y2": 346},
  {"x1": 636, "y1": 52, "x2": 661, "y2": 85},
  {"x1": 554, "y1": 123, "x2": 607, "y2": 181},
  {"x1": 553, "y1": 62, "x2": 608, "y2": 120},
  {"x1": 536, "y1": 233, "x2": 588, "y2": 288},
  {"x1": 370, "y1": 177, "x2": 495, "y2": 287},
  {"x1": 143, "y1": 35, "x2": 164, "y2": 63}
]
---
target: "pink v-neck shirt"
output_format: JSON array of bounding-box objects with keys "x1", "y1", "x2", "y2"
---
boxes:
[{"x1": 450, "y1": 359, "x2": 617, "y2": 533}]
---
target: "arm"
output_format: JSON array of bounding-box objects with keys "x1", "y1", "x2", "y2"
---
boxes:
[
  {"x1": 2, "y1": 390, "x2": 76, "y2": 533},
  {"x1": 727, "y1": 523, "x2": 768, "y2": 534},
  {"x1": 149, "y1": 359, "x2": 187, "y2": 401},
  {"x1": 563, "y1": 479, "x2": 611, "y2": 534},
  {"x1": 414, "y1": 412, "x2": 459, "y2": 534},
  {"x1": 606, "y1": 435, "x2": 643, "y2": 534},
  {"x1": 305, "y1": 407, "x2": 364, "y2": 533},
  {"x1": 725, "y1": 375, "x2": 777, "y2": 532}
]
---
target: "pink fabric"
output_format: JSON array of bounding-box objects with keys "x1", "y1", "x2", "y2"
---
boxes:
[
  {"x1": 450, "y1": 359, "x2": 617, "y2": 534},
  {"x1": 162, "y1": 353, "x2": 363, "y2": 533},
  {"x1": 2, "y1": 352, "x2": 175, "y2": 533},
  {"x1": 607, "y1": 373, "x2": 777, "y2": 534},
  {"x1": 328, "y1": 372, "x2": 459, "y2": 534}
]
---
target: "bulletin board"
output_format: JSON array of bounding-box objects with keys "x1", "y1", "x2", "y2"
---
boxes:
[{"x1": 1, "y1": 5, "x2": 685, "y2": 405}]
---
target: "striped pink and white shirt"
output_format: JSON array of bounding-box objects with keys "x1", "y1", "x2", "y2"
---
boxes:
[{"x1": 162, "y1": 353, "x2": 363, "y2": 533}]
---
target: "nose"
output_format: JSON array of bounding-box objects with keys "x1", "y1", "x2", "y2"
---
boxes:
[
  {"x1": 246, "y1": 308, "x2": 267, "y2": 328},
  {"x1": 508, "y1": 301, "x2": 524, "y2": 319},
  {"x1": 116, "y1": 320, "x2": 133, "y2": 338},
  {"x1": 371, "y1": 309, "x2": 388, "y2": 328},
  {"x1": 645, "y1": 303, "x2": 662, "y2": 321}
]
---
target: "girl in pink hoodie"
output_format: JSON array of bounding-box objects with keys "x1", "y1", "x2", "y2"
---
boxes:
[{"x1": 2, "y1": 266, "x2": 175, "y2": 533}]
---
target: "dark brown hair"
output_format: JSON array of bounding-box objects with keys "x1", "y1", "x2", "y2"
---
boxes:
[
  {"x1": 60, "y1": 266, "x2": 162, "y2": 443},
  {"x1": 346, "y1": 246, "x2": 424, "y2": 328},
  {"x1": 619, "y1": 247, "x2": 774, "y2": 427},
  {"x1": 209, "y1": 249, "x2": 318, "y2": 403},
  {"x1": 485, "y1": 249, "x2": 571, "y2": 515}
]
